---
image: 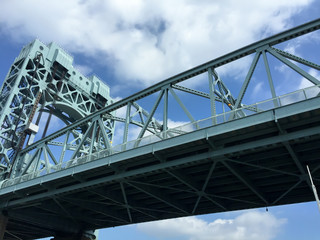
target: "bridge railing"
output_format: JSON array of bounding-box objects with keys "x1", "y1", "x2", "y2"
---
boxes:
[
  {"x1": 2, "y1": 18, "x2": 320, "y2": 188},
  {"x1": 1, "y1": 84, "x2": 319, "y2": 189}
]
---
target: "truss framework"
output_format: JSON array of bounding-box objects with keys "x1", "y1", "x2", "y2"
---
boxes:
[
  {"x1": 0, "y1": 40, "x2": 116, "y2": 176},
  {"x1": 1, "y1": 97, "x2": 320, "y2": 239},
  {"x1": 2, "y1": 18, "x2": 319, "y2": 183},
  {"x1": 0, "y1": 18, "x2": 320, "y2": 240}
]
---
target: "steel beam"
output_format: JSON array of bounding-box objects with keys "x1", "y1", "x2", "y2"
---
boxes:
[
  {"x1": 272, "y1": 180, "x2": 303, "y2": 205},
  {"x1": 208, "y1": 67, "x2": 217, "y2": 121},
  {"x1": 36, "y1": 201, "x2": 97, "y2": 227},
  {"x1": 234, "y1": 51, "x2": 261, "y2": 109},
  {"x1": 166, "y1": 168, "x2": 227, "y2": 211},
  {"x1": 268, "y1": 47, "x2": 320, "y2": 85},
  {"x1": 8, "y1": 210, "x2": 80, "y2": 234},
  {"x1": 3, "y1": 120, "x2": 319, "y2": 209},
  {"x1": 18, "y1": 19, "x2": 320, "y2": 158},
  {"x1": 274, "y1": 119, "x2": 310, "y2": 188},
  {"x1": 61, "y1": 197, "x2": 129, "y2": 224},
  {"x1": 163, "y1": 87, "x2": 169, "y2": 137},
  {"x1": 0, "y1": 112, "x2": 320, "y2": 208},
  {"x1": 169, "y1": 88, "x2": 197, "y2": 124},
  {"x1": 126, "y1": 181, "x2": 190, "y2": 215},
  {"x1": 272, "y1": 47, "x2": 320, "y2": 70},
  {"x1": 135, "y1": 90, "x2": 164, "y2": 147},
  {"x1": 221, "y1": 160, "x2": 268, "y2": 205},
  {"x1": 123, "y1": 102, "x2": 132, "y2": 148},
  {"x1": 90, "y1": 188, "x2": 159, "y2": 220},
  {"x1": 225, "y1": 157, "x2": 300, "y2": 177},
  {"x1": 120, "y1": 182, "x2": 133, "y2": 223},
  {"x1": 192, "y1": 161, "x2": 217, "y2": 214},
  {"x1": 262, "y1": 50, "x2": 277, "y2": 104},
  {"x1": 1, "y1": 19, "x2": 320, "y2": 240}
]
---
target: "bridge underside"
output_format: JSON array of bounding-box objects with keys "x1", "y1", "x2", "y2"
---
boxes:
[{"x1": 1, "y1": 97, "x2": 320, "y2": 239}]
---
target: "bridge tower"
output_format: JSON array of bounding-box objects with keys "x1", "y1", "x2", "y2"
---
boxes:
[
  {"x1": 0, "y1": 40, "x2": 114, "y2": 239},
  {"x1": 0, "y1": 39, "x2": 115, "y2": 182}
]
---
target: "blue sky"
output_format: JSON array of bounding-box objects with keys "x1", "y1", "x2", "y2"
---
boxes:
[{"x1": 1, "y1": 0, "x2": 320, "y2": 239}]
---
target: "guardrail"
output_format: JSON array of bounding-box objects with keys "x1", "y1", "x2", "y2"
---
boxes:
[{"x1": 1, "y1": 85, "x2": 319, "y2": 189}]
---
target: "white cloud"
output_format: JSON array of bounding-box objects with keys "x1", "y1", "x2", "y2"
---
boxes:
[
  {"x1": 252, "y1": 81, "x2": 264, "y2": 98},
  {"x1": 167, "y1": 119, "x2": 189, "y2": 129},
  {"x1": 73, "y1": 64, "x2": 93, "y2": 76},
  {"x1": 137, "y1": 211, "x2": 287, "y2": 240},
  {"x1": 299, "y1": 68, "x2": 320, "y2": 89},
  {"x1": 0, "y1": 0, "x2": 314, "y2": 89},
  {"x1": 282, "y1": 30, "x2": 320, "y2": 59},
  {"x1": 284, "y1": 42, "x2": 300, "y2": 56}
]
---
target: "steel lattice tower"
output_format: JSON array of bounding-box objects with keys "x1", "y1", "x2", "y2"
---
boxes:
[{"x1": 0, "y1": 39, "x2": 115, "y2": 176}]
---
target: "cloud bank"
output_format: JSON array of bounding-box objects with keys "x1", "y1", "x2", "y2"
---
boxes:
[
  {"x1": 137, "y1": 211, "x2": 287, "y2": 240},
  {"x1": 0, "y1": 0, "x2": 313, "y2": 89}
]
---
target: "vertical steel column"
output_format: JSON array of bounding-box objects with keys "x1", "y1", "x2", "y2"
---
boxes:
[
  {"x1": 122, "y1": 102, "x2": 132, "y2": 150},
  {"x1": 208, "y1": 67, "x2": 217, "y2": 124},
  {"x1": 89, "y1": 120, "x2": 98, "y2": 158},
  {"x1": 59, "y1": 130, "x2": 70, "y2": 164},
  {"x1": 262, "y1": 50, "x2": 278, "y2": 107},
  {"x1": 42, "y1": 109, "x2": 53, "y2": 138},
  {"x1": 163, "y1": 86, "x2": 169, "y2": 139},
  {"x1": 98, "y1": 118, "x2": 112, "y2": 155}
]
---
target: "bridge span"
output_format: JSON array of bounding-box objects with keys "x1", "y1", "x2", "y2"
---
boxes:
[{"x1": 0, "y1": 19, "x2": 320, "y2": 239}]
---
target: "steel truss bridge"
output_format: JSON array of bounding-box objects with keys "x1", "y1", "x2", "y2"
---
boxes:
[{"x1": 0, "y1": 19, "x2": 320, "y2": 240}]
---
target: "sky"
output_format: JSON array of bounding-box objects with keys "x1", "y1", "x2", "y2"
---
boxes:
[{"x1": 0, "y1": 0, "x2": 320, "y2": 240}]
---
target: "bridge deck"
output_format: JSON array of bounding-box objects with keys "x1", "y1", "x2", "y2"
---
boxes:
[{"x1": 1, "y1": 96, "x2": 320, "y2": 239}]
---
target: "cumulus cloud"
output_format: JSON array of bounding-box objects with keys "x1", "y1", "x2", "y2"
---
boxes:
[
  {"x1": 137, "y1": 211, "x2": 287, "y2": 240},
  {"x1": 299, "y1": 69, "x2": 320, "y2": 89},
  {"x1": 0, "y1": 0, "x2": 314, "y2": 90},
  {"x1": 73, "y1": 64, "x2": 93, "y2": 76}
]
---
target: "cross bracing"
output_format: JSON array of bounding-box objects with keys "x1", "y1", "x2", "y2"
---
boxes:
[
  {"x1": 0, "y1": 40, "x2": 116, "y2": 173},
  {"x1": 2, "y1": 18, "x2": 319, "y2": 182},
  {"x1": 0, "y1": 18, "x2": 320, "y2": 240},
  {"x1": 1, "y1": 98, "x2": 320, "y2": 239}
]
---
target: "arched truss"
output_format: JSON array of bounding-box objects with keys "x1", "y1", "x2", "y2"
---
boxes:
[
  {"x1": 3, "y1": 18, "x2": 320, "y2": 183},
  {"x1": 0, "y1": 40, "x2": 116, "y2": 175}
]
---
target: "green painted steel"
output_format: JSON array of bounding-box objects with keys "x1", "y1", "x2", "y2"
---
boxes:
[
  {"x1": 3, "y1": 18, "x2": 319, "y2": 183},
  {"x1": 0, "y1": 18, "x2": 320, "y2": 239},
  {"x1": 0, "y1": 39, "x2": 115, "y2": 178},
  {"x1": 1, "y1": 97, "x2": 320, "y2": 239}
]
